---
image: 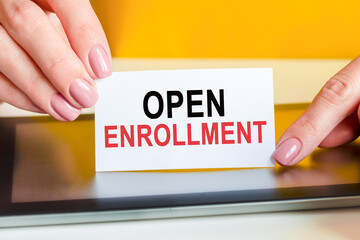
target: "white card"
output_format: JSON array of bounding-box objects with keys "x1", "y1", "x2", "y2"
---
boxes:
[{"x1": 95, "y1": 69, "x2": 275, "y2": 172}]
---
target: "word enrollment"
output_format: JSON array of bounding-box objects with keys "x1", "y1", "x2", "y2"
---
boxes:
[{"x1": 104, "y1": 90, "x2": 267, "y2": 148}]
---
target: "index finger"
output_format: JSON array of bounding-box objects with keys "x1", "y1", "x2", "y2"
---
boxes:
[
  {"x1": 273, "y1": 57, "x2": 360, "y2": 166},
  {"x1": 48, "y1": 0, "x2": 112, "y2": 79}
]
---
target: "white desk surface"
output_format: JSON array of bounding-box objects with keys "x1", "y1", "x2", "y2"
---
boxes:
[{"x1": 1, "y1": 58, "x2": 359, "y2": 239}]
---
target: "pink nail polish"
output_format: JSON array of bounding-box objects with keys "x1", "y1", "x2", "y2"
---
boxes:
[
  {"x1": 70, "y1": 79, "x2": 98, "y2": 108},
  {"x1": 272, "y1": 138, "x2": 302, "y2": 166},
  {"x1": 51, "y1": 93, "x2": 81, "y2": 121},
  {"x1": 89, "y1": 45, "x2": 112, "y2": 79}
]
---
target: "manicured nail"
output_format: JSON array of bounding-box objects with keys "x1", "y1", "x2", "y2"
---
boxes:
[
  {"x1": 70, "y1": 78, "x2": 98, "y2": 108},
  {"x1": 89, "y1": 45, "x2": 112, "y2": 78},
  {"x1": 51, "y1": 93, "x2": 81, "y2": 121},
  {"x1": 272, "y1": 138, "x2": 302, "y2": 166}
]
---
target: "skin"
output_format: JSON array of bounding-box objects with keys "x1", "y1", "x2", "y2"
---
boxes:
[
  {"x1": 0, "y1": 0, "x2": 357, "y2": 165},
  {"x1": 276, "y1": 57, "x2": 360, "y2": 166},
  {"x1": 0, "y1": 0, "x2": 112, "y2": 121}
]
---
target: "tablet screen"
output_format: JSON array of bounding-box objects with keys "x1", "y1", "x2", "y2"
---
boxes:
[{"x1": 1, "y1": 104, "x2": 360, "y2": 217}]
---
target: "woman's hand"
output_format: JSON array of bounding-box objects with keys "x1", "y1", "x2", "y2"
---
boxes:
[
  {"x1": 0, "y1": 0, "x2": 112, "y2": 121},
  {"x1": 273, "y1": 57, "x2": 360, "y2": 166}
]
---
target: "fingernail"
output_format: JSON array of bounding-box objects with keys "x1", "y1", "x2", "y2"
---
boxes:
[
  {"x1": 272, "y1": 138, "x2": 302, "y2": 166},
  {"x1": 70, "y1": 78, "x2": 98, "y2": 108},
  {"x1": 51, "y1": 93, "x2": 81, "y2": 121},
  {"x1": 89, "y1": 45, "x2": 112, "y2": 78}
]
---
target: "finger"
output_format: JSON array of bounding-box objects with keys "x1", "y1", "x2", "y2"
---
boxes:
[
  {"x1": 0, "y1": 23, "x2": 80, "y2": 121},
  {"x1": 273, "y1": 57, "x2": 360, "y2": 166},
  {"x1": 0, "y1": 72, "x2": 44, "y2": 113},
  {"x1": 32, "y1": 0, "x2": 52, "y2": 12},
  {"x1": 319, "y1": 112, "x2": 359, "y2": 148},
  {"x1": 45, "y1": 11, "x2": 69, "y2": 45},
  {"x1": 0, "y1": 0, "x2": 98, "y2": 108},
  {"x1": 48, "y1": 0, "x2": 112, "y2": 79}
]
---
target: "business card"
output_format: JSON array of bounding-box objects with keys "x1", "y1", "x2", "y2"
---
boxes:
[{"x1": 95, "y1": 69, "x2": 275, "y2": 171}]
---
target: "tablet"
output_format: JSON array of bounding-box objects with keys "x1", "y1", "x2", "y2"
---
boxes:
[{"x1": 1, "y1": 104, "x2": 360, "y2": 228}]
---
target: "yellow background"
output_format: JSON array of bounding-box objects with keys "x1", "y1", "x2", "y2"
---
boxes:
[{"x1": 91, "y1": 0, "x2": 360, "y2": 58}]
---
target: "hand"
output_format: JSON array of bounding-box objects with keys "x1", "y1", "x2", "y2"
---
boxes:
[
  {"x1": 0, "y1": 0, "x2": 112, "y2": 121},
  {"x1": 273, "y1": 57, "x2": 360, "y2": 166}
]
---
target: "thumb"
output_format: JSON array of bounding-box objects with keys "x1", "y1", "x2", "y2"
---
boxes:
[{"x1": 273, "y1": 57, "x2": 360, "y2": 166}]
